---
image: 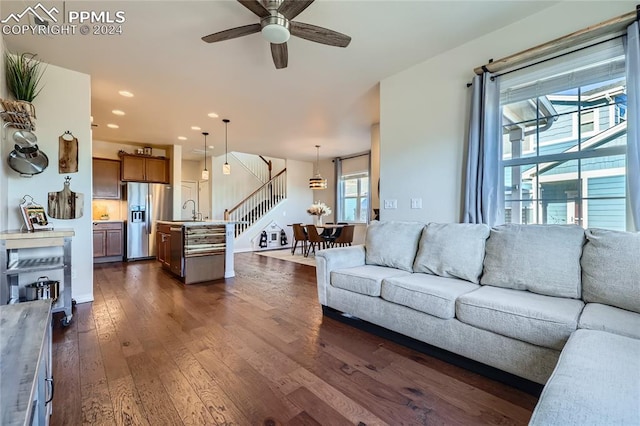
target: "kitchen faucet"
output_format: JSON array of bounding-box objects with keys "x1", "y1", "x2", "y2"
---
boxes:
[{"x1": 182, "y1": 199, "x2": 197, "y2": 221}]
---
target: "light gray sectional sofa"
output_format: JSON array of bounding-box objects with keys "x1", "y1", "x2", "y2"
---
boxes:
[{"x1": 315, "y1": 221, "x2": 640, "y2": 425}]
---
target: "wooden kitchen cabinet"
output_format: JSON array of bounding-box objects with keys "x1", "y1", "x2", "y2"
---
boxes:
[
  {"x1": 156, "y1": 223, "x2": 171, "y2": 269},
  {"x1": 120, "y1": 154, "x2": 170, "y2": 183},
  {"x1": 92, "y1": 158, "x2": 121, "y2": 199},
  {"x1": 93, "y1": 222, "x2": 124, "y2": 263}
]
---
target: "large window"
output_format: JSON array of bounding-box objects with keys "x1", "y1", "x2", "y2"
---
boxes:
[
  {"x1": 500, "y1": 40, "x2": 628, "y2": 230},
  {"x1": 336, "y1": 153, "x2": 370, "y2": 223}
]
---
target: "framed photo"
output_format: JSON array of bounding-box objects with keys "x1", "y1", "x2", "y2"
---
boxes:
[
  {"x1": 143, "y1": 146, "x2": 152, "y2": 156},
  {"x1": 20, "y1": 199, "x2": 52, "y2": 231}
]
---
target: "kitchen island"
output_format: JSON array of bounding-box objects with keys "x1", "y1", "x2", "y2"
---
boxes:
[{"x1": 156, "y1": 221, "x2": 235, "y2": 284}]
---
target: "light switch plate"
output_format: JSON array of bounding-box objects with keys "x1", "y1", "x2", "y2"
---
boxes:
[
  {"x1": 411, "y1": 198, "x2": 423, "y2": 209},
  {"x1": 384, "y1": 199, "x2": 397, "y2": 209}
]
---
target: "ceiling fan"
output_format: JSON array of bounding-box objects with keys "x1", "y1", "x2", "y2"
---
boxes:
[{"x1": 202, "y1": 0, "x2": 351, "y2": 69}]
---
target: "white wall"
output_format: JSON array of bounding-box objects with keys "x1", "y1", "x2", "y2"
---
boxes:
[
  {"x1": 379, "y1": 1, "x2": 636, "y2": 223},
  {"x1": 370, "y1": 123, "x2": 380, "y2": 217},
  {"x1": 235, "y1": 159, "x2": 314, "y2": 252},
  {"x1": 1, "y1": 63, "x2": 93, "y2": 303}
]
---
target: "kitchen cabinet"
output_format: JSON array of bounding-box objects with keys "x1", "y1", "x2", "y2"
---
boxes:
[
  {"x1": 156, "y1": 223, "x2": 171, "y2": 269},
  {"x1": 0, "y1": 300, "x2": 53, "y2": 426},
  {"x1": 92, "y1": 158, "x2": 121, "y2": 199},
  {"x1": 120, "y1": 154, "x2": 170, "y2": 184},
  {"x1": 0, "y1": 229, "x2": 74, "y2": 326},
  {"x1": 93, "y1": 222, "x2": 124, "y2": 263}
]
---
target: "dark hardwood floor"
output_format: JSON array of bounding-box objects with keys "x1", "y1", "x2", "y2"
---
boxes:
[{"x1": 50, "y1": 253, "x2": 537, "y2": 425}]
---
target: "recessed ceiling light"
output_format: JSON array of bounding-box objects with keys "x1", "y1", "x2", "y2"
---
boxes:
[
  {"x1": 118, "y1": 90, "x2": 134, "y2": 98},
  {"x1": 107, "y1": 123, "x2": 119, "y2": 129},
  {"x1": 207, "y1": 112, "x2": 219, "y2": 118},
  {"x1": 208, "y1": 145, "x2": 214, "y2": 149},
  {"x1": 90, "y1": 115, "x2": 94, "y2": 123},
  {"x1": 178, "y1": 136, "x2": 187, "y2": 141},
  {"x1": 191, "y1": 126, "x2": 201, "y2": 131},
  {"x1": 112, "y1": 109, "x2": 125, "y2": 116}
]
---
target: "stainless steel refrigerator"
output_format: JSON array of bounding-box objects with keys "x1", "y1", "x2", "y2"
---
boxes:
[{"x1": 127, "y1": 183, "x2": 173, "y2": 260}]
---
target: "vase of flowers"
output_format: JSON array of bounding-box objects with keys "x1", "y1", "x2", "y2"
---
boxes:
[{"x1": 307, "y1": 201, "x2": 331, "y2": 226}]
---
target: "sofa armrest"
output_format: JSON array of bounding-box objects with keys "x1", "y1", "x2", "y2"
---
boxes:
[{"x1": 315, "y1": 245, "x2": 366, "y2": 306}]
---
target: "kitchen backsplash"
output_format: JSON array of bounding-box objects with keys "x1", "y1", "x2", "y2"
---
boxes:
[{"x1": 92, "y1": 200, "x2": 125, "y2": 221}]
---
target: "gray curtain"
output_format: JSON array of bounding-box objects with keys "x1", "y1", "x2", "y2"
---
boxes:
[
  {"x1": 627, "y1": 20, "x2": 640, "y2": 231},
  {"x1": 463, "y1": 73, "x2": 503, "y2": 225}
]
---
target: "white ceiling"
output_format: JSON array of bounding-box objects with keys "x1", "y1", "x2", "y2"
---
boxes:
[{"x1": 3, "y1": 0, "x2": 556, "y2": 161}]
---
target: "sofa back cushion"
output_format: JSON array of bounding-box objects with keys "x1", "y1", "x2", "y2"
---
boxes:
[
  {"x1": 413, "y1": 223, "x2": 490, "y2": 283},
  {"x1": 481, "y1": 224, "x2": 585, "y2": 298},
  {"x1": 581, "y1": 228, "x2": 640, "y2": 314},
  {"x1": 365, "y1": 221, "x2": 424, "y2": 272}
]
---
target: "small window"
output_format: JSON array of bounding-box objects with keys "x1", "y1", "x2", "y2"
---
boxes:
[
  {"x1": 580, "y1": 110, "x2": 595, "y2": 133},
  {"x1": 336, "y1": 153, "x2": 371, "y2": 223}
]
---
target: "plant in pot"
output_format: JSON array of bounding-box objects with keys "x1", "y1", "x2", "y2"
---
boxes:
[{"x1": 4, "y1": 52, "x2": 46, "y2": 119}]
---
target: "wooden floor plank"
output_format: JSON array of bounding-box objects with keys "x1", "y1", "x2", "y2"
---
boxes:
[{"x1": 48, "y1": 254, "x2": 537, "y2": 426}]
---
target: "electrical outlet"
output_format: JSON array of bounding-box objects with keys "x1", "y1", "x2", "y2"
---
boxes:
[
  {"x1": 411, "y1": 198, "x2": 423, "y2": 209},
  {"x1": 384, "y1": 199, "x2": 397, "y2": 209}
]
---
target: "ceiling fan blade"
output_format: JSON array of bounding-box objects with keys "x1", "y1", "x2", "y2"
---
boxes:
[
  {"x1": 237, "y1": 0, "x2": 270, "y2": 18},
  {"x1": 202, "y1": 23, "x2": 261, "y2": 43},
  {"x1": 290, "y1": 22, "x2": 351, "y2": 47},
  {"x1": 271, "y1": 43, "x2": 288, "y2": 69},
  {"x1": 278, "y1": 0, "x2": 314, "y2": 20}
]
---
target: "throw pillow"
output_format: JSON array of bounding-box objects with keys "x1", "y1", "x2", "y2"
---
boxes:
[
  {"x1": 413, "y1": 222, "x2": 490, "y2": 283},
  {"x1": 365, "y1": 221, "x2": 425, "y2": 272}
]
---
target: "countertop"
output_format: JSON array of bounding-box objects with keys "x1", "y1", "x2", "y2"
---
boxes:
[
  {"x1": 156, "y1": 220, "x2": 235, "y2": 227},
  {"x1": 0, "y1": 228, "x2": 75, "y2": 240},
  {"x1": 92, "y1": 220, "x2": 124, "y2": 223},
  {"x1": 0, "y1": 300, "x2": 51, "y2": 426}
]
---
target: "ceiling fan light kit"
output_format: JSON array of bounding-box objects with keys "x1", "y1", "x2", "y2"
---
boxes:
[{"x1": 202, "y1": 0, "x2": 351, "y2": 69}]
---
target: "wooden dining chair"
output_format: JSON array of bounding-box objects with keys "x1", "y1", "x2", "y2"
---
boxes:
[
  {"x1": 332, "y1": 225, "x2": 354, "y2": 247},
  {"x1": 291, "y1": 223, "x2": 308, "y2": 255},
  {"x1": 305, "y1": 225, "x2": 328, "y2": 257}
]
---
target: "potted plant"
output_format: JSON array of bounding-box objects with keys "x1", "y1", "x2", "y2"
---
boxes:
[
  {"x1": 307, "y1": 201, "x2": 332, "y2": 226},
  {"x1": 5, "y1": 52, "x2": 46, "y2": 100},
  {"x1": 3, "y1": 52, "x2": 45, "y2": 122}
]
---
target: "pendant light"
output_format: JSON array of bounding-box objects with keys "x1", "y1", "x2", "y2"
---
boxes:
[
  {"x1": 201, "y1": 132, "x2": 210, "y2": 180},
  {"x1": 222, "y1": 119, "x2": 231, "y2": 175},
  {"x1": 309, "y1": 145, "x2": 327, "y2": 189}
]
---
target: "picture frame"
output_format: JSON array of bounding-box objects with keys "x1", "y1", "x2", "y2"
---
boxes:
[
  {"x1": 20, "y1": 202, "x2": 52, "y2": 231},
  {"x1": 143, "y1": 146, "x2": 152, "y2": 156}
]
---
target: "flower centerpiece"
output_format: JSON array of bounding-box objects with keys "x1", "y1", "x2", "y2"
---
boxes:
[{"x1": 307, "y1": 201, "x2": 332, "y2": 226}]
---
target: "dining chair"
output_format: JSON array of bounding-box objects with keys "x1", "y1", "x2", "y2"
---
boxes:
[
  {"x1": 330, "y1": 222, "x2": 349, "y2": 242},
  {"x1": 291, "y1": 223, "x2": 308, "y2": 255},
  {"x1": 305, "y1": 224, "x2": 328, "y2": 257},
  {"x1": 332, "y1": 224, "x2": 354, "y2": 247},
  {"x1": 321, "y1": 222, "x2": 334, "y2": 238}
]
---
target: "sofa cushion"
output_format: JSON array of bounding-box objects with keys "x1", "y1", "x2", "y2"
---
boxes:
[
  {"x1": 456, "y1": 286, "x2": 584, "y2": 350},
  {"x1": 413, "y1": 223, "x2": 490, "y2": 283},
  {"x1": 529, "y1": 330, "x2": 640, "y2": 426},
  {"x1": 578, "y1": 303, "x2": 640, "y2": 340},
  {"x1": 381, "y1": 274, "x2": 480, "y2": 319},
  {"x1": 365, "y1": 221, "x2": 425, "y2": 272},
  {"x1": 481, "y1": 224, "x2": 584, "y2": 298},
  {"x1": 581, "y1": 228, "x2": 640, "y2": 314},
  {"x1": 330, "y1": 265, "x2": 410, "y2": 297}
]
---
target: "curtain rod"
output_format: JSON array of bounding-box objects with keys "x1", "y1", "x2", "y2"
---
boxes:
[
  {"x1": 473, "y1": 8, "x2": 637, "y2": 76},
  {"x1": 335, "y1": 151, "x2": 370, "y2": 162}
]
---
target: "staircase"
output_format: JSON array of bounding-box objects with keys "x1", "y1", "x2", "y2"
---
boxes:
[
  {"x1": 230, "y1": 152, "x2": 274, "y2": 184},
  {"x1": 224, "y1": 168, "x2": 287, "y2": 237}
]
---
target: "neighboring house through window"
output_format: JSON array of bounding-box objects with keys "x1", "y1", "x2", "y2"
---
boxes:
[{"x1": 500, "y1": 39, "x2": 628, "y2": 230}]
